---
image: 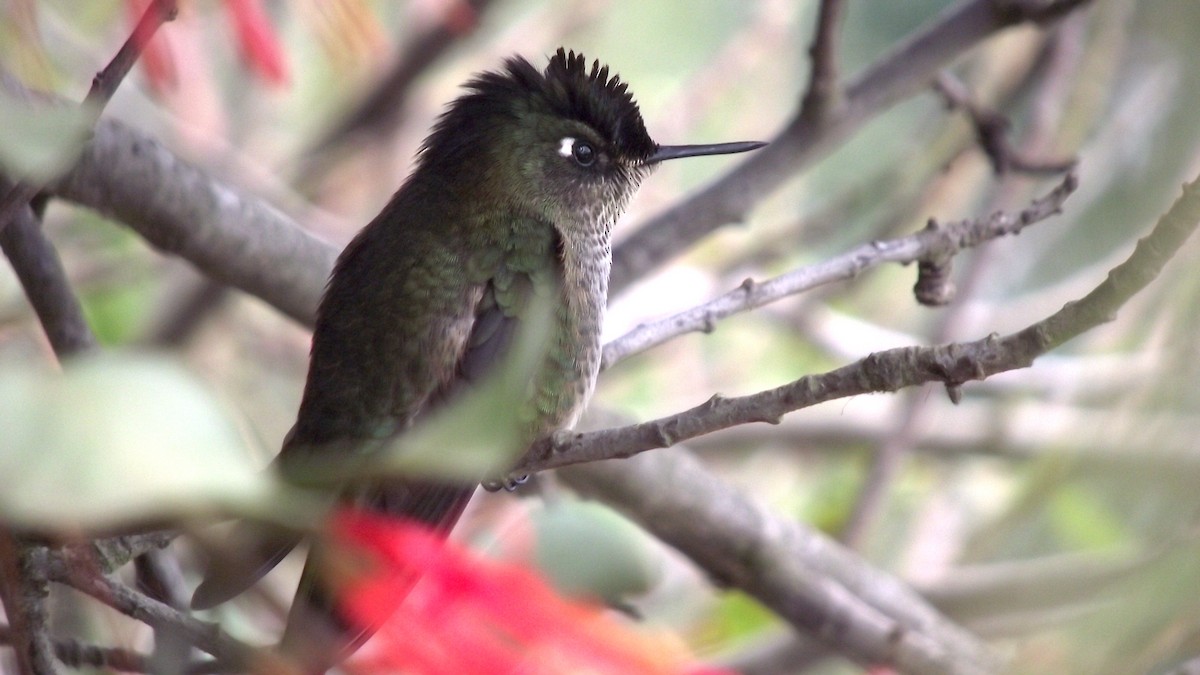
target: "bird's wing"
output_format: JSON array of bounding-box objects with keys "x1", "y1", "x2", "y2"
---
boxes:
[
  {"x1": 191, "y1": 216, "x2": 497, "y2": 610},
  {"x1": 189, "y1": 280, "x2": 526, "y2": 622},
  {"x1": 278, "y1": 280, "x2": 528, "y2": 668}
]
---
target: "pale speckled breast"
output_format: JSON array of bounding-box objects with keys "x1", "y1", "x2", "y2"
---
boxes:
[{"x1": 530, "y1": 230, "x2": 611, "y2": 436}]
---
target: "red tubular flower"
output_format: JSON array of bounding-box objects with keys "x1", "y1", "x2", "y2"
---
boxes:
[
  {"x1": 328, "y1": 509, "x2": 731, "y2": 675},
  {"x1": 222, "y1": 0, "x2": 289, "y2": 85},
  {"x1": 125, "y1": 0, "x2": 177, "y2": 91}
]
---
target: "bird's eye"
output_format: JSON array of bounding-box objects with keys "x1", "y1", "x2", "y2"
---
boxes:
[
  {"x1": 558, "y1": 137, "x2": 599, "y2": 169},
  {"x1": 572, "y1": 141, "x2": 596, "y2": 167}
]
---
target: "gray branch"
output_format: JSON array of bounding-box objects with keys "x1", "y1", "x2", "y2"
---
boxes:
[
  {"x1": 601, "y1": 171, "x2": 1076, "y2": 369},
  {"x1": 607, "y1": 0, "x2": 1094, "y2": 295},
  {"x1": 519, "y1": 173, "x2": 1200, "y2": 474},
  {"x1": 561, "y1": 450, "x2": 1002, "y2": 675},
  {"x1": 50, "y1": 563, "x2": 254, "y2": 669},
  {"x1": 46, "y1": 118, "x2": 335, "y2": 326},
  {"x1": 0, "y1": 187, "x2": 96, "y2": 357}
]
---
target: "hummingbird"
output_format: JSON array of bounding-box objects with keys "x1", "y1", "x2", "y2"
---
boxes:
[{"x1": 191, "y1": 48, "x2": 763, "y2": 668}]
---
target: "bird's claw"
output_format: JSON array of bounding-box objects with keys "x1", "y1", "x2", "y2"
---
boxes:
[{"x1": 482, "y1": 473, "x2": 528, "y2": 493}]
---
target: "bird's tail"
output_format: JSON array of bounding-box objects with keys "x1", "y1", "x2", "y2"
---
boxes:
[
  {"x1": 277, "y1": 480, "x2": 477, "y2": 673},
  {"x1": 191, "y1": 521, "x2": 304, "y2": 611}
]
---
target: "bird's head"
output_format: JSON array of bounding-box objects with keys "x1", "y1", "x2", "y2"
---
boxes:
[{"x1": 417, "y1": 48, "x2": 763, "y2": 239}]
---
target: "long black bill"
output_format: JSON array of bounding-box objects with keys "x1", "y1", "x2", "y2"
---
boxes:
[{"x1": 647, "y1": 140, "x2": 767, "y2": 164}]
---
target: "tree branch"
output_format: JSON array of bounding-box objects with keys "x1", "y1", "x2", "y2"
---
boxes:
[
  {"x1": 933, "y1": 71, "x2": 1076, "y2": 176},
  {"x1": 554, "y1": 162, "x2": 1197, "y2": 669},
  {"x1": 521, "y1": 171, "x2": 1199, "y2": 474},
  {"x1": 0, "y1": 180, "x2": 96, "y2": 357},
  {"x1": 560, "y1": 449, "x2": 1002, "y2": 675},
  {"x1": 0, "y1": 623, "x2": 149, "y2": 673},
  {"x1": 608, "y1": 0, "x2": 1094, "y2": 296},
  {"x1": 801, "y1": 0, "x2": 847, "y2": 119},
  {"x1": 918, "y1": 548, "x2": 1154, "y2": 631},
  {"x1": 46, "y1": 118, "x2": 335, "y2": 326},
  {"x1": 50, "y1": 567, "x2": 257, "y2": 669},
  {"x1": 0, "y1": 533, "x2": 58, "y2": 675},
  {"x1": 0, "y1": 0, "x2": 179, "y2": 237},
  {"x1": 600, "y1": 171, "x2": 1077, "y2": 370},
  {"x1": 844, "y1": 23, "x2": 1088, "y2": 545}
]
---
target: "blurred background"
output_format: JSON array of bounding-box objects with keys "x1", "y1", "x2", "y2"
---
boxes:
[{"x1": 3, "y1": 0, "x2": 1200, "y2": 673}]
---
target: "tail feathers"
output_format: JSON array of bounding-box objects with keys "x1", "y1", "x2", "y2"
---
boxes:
[
  {"x1": 278, "y1": 481, "x2": 476, "y2": 673},
  {"x1": 191, "y1": 521, "x2": 303, "y2": 610}
]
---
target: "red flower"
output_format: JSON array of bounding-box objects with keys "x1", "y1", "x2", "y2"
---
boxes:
[
  {"x1": 125, "y1": 0, "x2": 177, "y2": 91},
  {"x1": 126, "y1": 0, "x2": 289, "y2": 91},
  {"x1": 221, "y1": 0, "x2": 289, "y2": 85},
  {"x1": 328, "y1": 509, "x2": 729, "y2": 675}
]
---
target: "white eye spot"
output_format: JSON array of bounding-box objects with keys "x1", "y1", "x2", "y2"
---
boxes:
[{"x1": 558, "y1": 137, "x2": 575, "y2": 158}]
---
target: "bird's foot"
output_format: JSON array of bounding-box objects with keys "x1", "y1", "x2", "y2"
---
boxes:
[{"x1": 482, "y1": 473, "x2": 528, "y2": 493}]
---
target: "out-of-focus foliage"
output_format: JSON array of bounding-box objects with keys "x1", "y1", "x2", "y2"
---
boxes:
[
  {"x1": 0, "y1": 90, "x2": 92, "y2": 181},
  {"x1": 2, "y1": 1, "x2": 1200, "y2": 673},
  {"x1": 0, "y1": 352, "x2": 269, "y2": 531},
  {"x1": 530, "y1": 500, "x2": 662, "y2": 604}
]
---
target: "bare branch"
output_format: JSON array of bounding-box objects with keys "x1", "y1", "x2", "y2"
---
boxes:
[
  {"x1": 933, "y1": 71, "x2": 1076, "y2": 176},
  {"x1": 560, "y1": 449, "x2": 1002, "y2": 675},
  {"x1": 0, "y1": 534, "x2": 58, "y2": 675},
  {"x1": 86, "y1": 532, "x2": 178, "y2": 576},
  {"x1": 601, "y1": 172, "x2": 1077, "y2": 369},
  {"x1": 51, "y1": 568, "x2": 258, "y2": 668},
  {"x1": 844, "y1": 25, "x2": 1088, "y2": 546},
  {"x1": 0, "y1": 180, "x2": 96, "y2": 357},
  {"x1": 0, "y1": 0, "x2": 179, "y2": 236},
  {"x1": 521, "y1": 171, "x2": 1198, "y2": 474},
  {"x1": 801, "y1": 0, "x2": 847, "y2": 119},
  {"x1": 85, "y1": 0, "x2": 180, "y2": 109},
  {"x1": 608, "y1": 0, "x2": 1095, "y2": 296},
  {"x1": 46, "y1": 118, "x2": 335, "y2": 327}
]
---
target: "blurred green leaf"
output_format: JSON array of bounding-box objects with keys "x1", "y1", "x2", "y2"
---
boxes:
[
  {"x1": 0, "y1": 352, "x2": 273, "y2": 532},
  {"x1": 1049, "y1": 483, "x2": 1126, "y2": 550},
  {"x1": 0, "y1": 92, "x2": 93, "y2": 182},
  {"x1": 82, "y1": 282, "x2": 152, "y2": 344},
  {"x1": 699, "y1": 592, "x2": 779, "y2": 646},
  {"x1": 532, "y1": 501, "x2": 661, "y2": 603}
]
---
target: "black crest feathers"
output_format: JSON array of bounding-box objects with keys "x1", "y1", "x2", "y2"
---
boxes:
[
  {"x1": 533, "y1": 48, "x2": 657, "y2": 160},
  {"x1": 420, "y1": 48, "x2": 658, "y2": 166}
]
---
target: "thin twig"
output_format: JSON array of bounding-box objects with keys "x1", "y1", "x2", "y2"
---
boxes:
[
  {"x1": 142, "y1": 278, "x2": 229, "y2": 347},
  {"x1": 0, "y1": 0, "x2": 179, "y2": 236},
  {"x1": 801, "y1": 0, "x2": 847, "y2": 119},
  {"x1": 919, "y1": 548, "x2": 1154, "y2": 625},
  {"x1": 837, "y1": 386, "x2": 929, "y2": 550},
  {"x1": 52, "y1": 569, "x2": 258, "y2": 667},
  {"x1": 600, "y1": 172, "x2": 1077, "y2": 369},
  {"x1": 934, "y1": 71, "x2": 1076, "y2": 175}
]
